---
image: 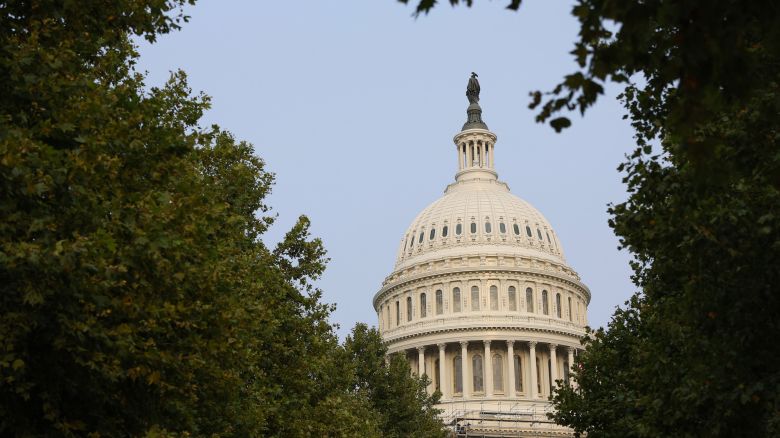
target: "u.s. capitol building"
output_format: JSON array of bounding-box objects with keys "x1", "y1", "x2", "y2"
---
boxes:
[{"x1": 373, "y1": 74, "x2": 590, "y2": 437}]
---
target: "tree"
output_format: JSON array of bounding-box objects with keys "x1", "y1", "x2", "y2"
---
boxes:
[
  {"x1": 344, "y1": 324, "x2": 447, "y2": 438},
  {"x1": 399, "y1": 0, "x2": 780, "y2": 436},
  {"x1": 0, "y1": 2, "x2": 380, "y2": 436}
]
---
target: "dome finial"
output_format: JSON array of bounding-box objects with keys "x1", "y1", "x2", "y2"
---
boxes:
[
  {"x1": 463, "y1": 72, "x2": 488, "y2": 130},
  {"x1": 467, "y1": 72, "x2": 480, "y2": 104}
]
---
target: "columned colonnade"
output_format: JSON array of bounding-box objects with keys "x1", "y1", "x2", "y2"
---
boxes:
[
  {"x1": 458, "y1": 138, "x2": 494, "y2": 170},
  {"x1": 403, "y1": 338, "x2": 579, "y2": 401}
]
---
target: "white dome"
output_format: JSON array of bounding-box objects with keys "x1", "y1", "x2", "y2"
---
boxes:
[
  {"x1": 374, "y1": 79, "x2": 591, "y2": 437},
  {"x1": 394, "y1": 176, "x2": 565, "y2": 271}
]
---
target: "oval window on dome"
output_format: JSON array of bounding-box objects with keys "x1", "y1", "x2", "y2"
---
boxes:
[
  {"x1": 485, "y1": 222, "x2": 492, "y2": 233},
  {"x1": 470, "y1": 222, "x2": 477, "y2": 234},
  {"x1": 442, "y1": 225, "x2": 449, "y2": 237},
  {"x1": 513, "y1": 224, "x2": 520, "y2": 235},
  {"x1": 456, "y1": 223, "x2": 462, "y2": 235},
  {"x1": 419, "y1": 232, "x2": 424, "y2": 243},
  {"x1": 500, "y1": 222, "x2": 506, "y2": 234},
  {"x1": 526, "y1": 226, "x2": 532, "y2": 237},
  {"x1": 537, "y1": 229, "x2": 543, "y2": 240},
  {"x1": 430, "y1": 228, "x2": 436, "y2": 240}
]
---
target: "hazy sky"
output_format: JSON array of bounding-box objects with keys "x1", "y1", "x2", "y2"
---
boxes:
[{"x1": 136, "y1": 0, "x2": 637, "y2": 336}]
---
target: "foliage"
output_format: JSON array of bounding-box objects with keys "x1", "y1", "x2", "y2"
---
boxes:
[
  {"x1": 344, "y1": 324, "x2": 447, "y2": 438},
  {"x1": 551, "y1": 80, "x2": 780, "y2": 437},
  {"x1": 0, "y1": 2, "x2": 454, "y2": 435},
  {"x1": 399, "y1": 0, "x2": 780, "y2": 436}
]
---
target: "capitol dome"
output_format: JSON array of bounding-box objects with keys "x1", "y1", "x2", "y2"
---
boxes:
[
  {"x1": 394, "y1": 174, "x2": 566, "y2": 271},
  {"x1": 373, "y1": 75, "x2": 590, "y2": 437}
]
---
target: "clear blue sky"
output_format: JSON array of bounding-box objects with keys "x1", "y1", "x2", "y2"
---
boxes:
[{"x1": 136, "y1": 0, "x2": 637, "y2": 336}]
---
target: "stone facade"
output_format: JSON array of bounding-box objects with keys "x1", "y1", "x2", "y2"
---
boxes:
[{"x1": 373, "y1": 85, "x2": 590, "y2": 437}]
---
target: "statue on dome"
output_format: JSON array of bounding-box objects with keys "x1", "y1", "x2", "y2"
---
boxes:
[{"x1": 466, "y1": 72, "x2": 480, "y2": 104}]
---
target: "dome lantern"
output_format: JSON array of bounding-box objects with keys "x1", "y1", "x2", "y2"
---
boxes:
[{"x1": 454, "y1": 73, "x2": 498, "y2": 183}]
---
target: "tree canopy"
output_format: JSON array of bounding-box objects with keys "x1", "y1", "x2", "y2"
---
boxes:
[
  {"x1": 345, "y1": 324, "x2": 447, "y2": 438},
  {"x1": 400, "y1": 0, "x2": 780, "y2": 436},
  {"x1": 0, "y1": 1, "x2": 446, "y2": 436}
]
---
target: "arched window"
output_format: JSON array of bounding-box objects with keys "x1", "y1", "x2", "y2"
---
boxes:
[
  {"x1": 485, "y1": 221, "x2": 492, "y2": 233},
  {"x1": 537, "y1": 228, "x2": 543, "y2": 240},
  {"x1": 472, "y1": 354, "x2": 484, "y2": 392},
  {"x1": 514, "y1": 355, "x2": 523, "y2": 392},
  {"x1": 499, "y1": 222, "x2": 507, "y2": 234},
  {"x1": 542, "y1": 290, "x2": 549, "y2": 315},
  {"x1": 526, "y1": 225, "x2": 532, "y2": 237},
  {"x1": 403, "y1": 238, "x2": 407, "y2": 252},
  {"x1": 409, "y1": 235, "x2": 414, "y2": 248},
  {"x1": 395, "y1": 301, "x2": 400, "y2": 325},
  {"x1": 563, "y1": 361, "x2": 570, "y2": 385},
  {"x1": 434, "y1": 358, "x2": 441, "y2": 390},
  {"x1": 536, "y1": 358, "x2": 543, "y2": 394},
  {"x1": 490, "y1": 285, "x2": 498, "y2": 310},
  {"x1": 420, "y1": 293, "x2": 427, "y2": 318},
  {"x1": 442, "y1": 225, "x2": 449, "y2": 237},
  {"x1": 568, "y1": 296, "x2": 573, "y2": 321},
  {"x1": 385, "y1": 305, "x2": 390, "y2": 328},
  {"x1": 406, "y1": 296, "x2": 413, "y2": 321},
  {"x1": 429, "y1": 228, "x2": 436, "y2": 240},
  {"x1": 508, "y1": 286, "x2": 517, "y2": 311},
  {"x1": 546, "y1": 232, "x2": 552, "y2": 243},
  {"x1": 526, "y1": 288, "x2": 534, "y2": 313},
  {"x1": 452, "y1": 288, "x2": 461, "y2": 313},
  {"x1": 436, "y1": 290, "x2": 443, "y2": 315},
  {"x1": 548, "y1": 359, "x2": 553, "y2": 393},
  {"x1": 470, "y1": 222, "x2": 477, "y2": 234},
  {"x1": 453, "y1": 355, "x2": 463, "y2": 393},
  {"x1": 513, "y1": 223, "x2": 520, "y2": 235},
  {"x1": 456, "y1": 223, "x2": 462, "y2": 235},
  {"x1": 418, "y1": 231, "x2": 424, "y2": 243},
  {"x1": 471, "y1": 286, "x2": 480, "y2": 311},
  {"x1": 493, "y1": 354, "x2": 504, "y2": 392},
  {"x1": 556, "y1": 293, "x2": 562, "y2": 318}
]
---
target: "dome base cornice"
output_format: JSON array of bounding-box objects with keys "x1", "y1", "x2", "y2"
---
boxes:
[{"x1": 383, "y1": 320, "x2": 586, "y2": 347}]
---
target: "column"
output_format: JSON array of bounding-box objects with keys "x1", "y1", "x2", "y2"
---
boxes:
[
  {"x1": 489, "y1": 143, "x2": 494, "y2": 169},
  {"x1": 529, "y1": 341, "x2": 538, "y2": 399},
  {"x1": 549, "y1": 344, "x2": 558, "y2": 388},
  {"x1": 568, "y1": 347, "x2": 576, "y2": 388},
  {"x1": 507, "y1": 340, "x2": 515, "y2": 398},
  {"x1": 467, "y1": 142, "x2": 473, "y2": 168},
  {"x1": 417, "y1": 346, "x2": 426, "y2": 377},
  {"x1": 484, "y1": 340, "x2": 492, "y2": 396},
  {"x1": 438, "y1": 343, "x2": 447, "y2": 399},
  {"x1": 460, "y1": 341, "x2": 470, "y2": 398}
]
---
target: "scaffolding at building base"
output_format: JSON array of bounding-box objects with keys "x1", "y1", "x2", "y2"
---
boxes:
[{"x1": 440, "y1": 401, "x2": 574, "y2": 437}]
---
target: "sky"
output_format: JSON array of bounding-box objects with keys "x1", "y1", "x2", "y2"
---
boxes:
[{"x1": 136, "y1": 0, "x2": 637, "y2": 337}]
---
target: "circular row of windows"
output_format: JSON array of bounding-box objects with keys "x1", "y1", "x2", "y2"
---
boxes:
[
  {"x1": 403, "y1": 220, "x2": 557, "y2": 254},
  {"x1": 382, "y1": 286, "x2": 581, "y2": 330}
]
